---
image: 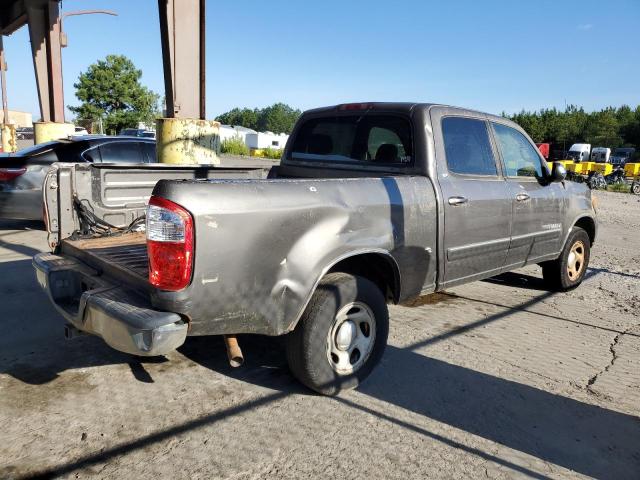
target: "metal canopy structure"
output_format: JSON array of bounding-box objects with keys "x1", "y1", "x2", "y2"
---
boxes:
[
  {"x1": 158, "y1": 0, "x2": 206, "y2": 120},
  {"x1": 1, "y1": 0, "x2": 65, "y2": 123},
  {"x1": 2, "y1": 0, "x2": 211, "y2": 159}
]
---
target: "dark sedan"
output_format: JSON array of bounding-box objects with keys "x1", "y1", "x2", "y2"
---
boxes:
[{"x1": 0, "y1": 135, "x2": 156, "y2": 220}]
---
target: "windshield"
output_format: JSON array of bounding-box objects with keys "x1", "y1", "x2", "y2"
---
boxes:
[
  {"x1": 567, "y1": 151, "x2": 581, "y2": 160},
  {"x1": 613, "y1": 150, "x2": 631, "y2": 158},
  {"x1": 289, "y1": 114, "x2": 412, "y2": 165}
]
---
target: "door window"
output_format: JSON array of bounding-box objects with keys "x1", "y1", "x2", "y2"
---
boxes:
[
  {"x1": 492, "y1": 123, "x2": 544, "y2": 178},
  {"x1": 141, "y1": 142, "x2": 157, "y2": 163},
  {"x1": 82, "y1": 146, "x2": 101, "y2": 162},
  {"x1": 98, "y1": 142, "x2": 144, "y2": 164},
  {"x1": 441, "y1": 117, "x2": 497, "y2": 176}
]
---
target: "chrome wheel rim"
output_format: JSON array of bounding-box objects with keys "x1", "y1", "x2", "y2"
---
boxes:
[
  {"x1": 327, "y1": 302, "x2": 376, "y2": 375},
  {"x1": 567, "y1": 240, "x2": 585, "y2": 280}
]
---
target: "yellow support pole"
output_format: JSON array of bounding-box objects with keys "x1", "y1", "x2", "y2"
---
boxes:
[
  {"x1": 33, "y1": 121, "x2": 75, "y2": 144},
  {"x1": 1, "y1": 123, "x2": 17, "y2": 152},
  {"x1": 156, "y1": 118, "x2": 220, "y2": 164}
]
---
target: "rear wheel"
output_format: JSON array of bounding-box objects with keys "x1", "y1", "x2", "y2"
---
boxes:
[
  {"x1": 632, "y1": 182, "x2": 640, "y2": 195},
  {"x1": 285, "y1": 272, "x2": 389, "y2": 396},
  {"x1": 541, "y1": 227, "x2": 590, "y2": 291}
]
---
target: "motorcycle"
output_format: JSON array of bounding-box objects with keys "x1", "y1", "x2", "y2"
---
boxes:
[
  {"x1": 587, "y1": 172, "x2": 607, "y2": 190},
  {"x1": 605, "y1": 166, "x2": 626, "y2": 186}
]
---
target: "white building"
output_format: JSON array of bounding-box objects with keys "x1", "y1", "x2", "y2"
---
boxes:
[
  {"x1": 245, "y1": 131, "x2": 289, "y2": 150},
  {"x1": 219, "y1": 125, "x2": 258, "y2": 144}
]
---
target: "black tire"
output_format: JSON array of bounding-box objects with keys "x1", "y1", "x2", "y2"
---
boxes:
[
  {"x1": 285, "y1": 272, "x2": 389, "y2": 396},
  {"x1": 632, "y1": 182, "x2": 640, "y2": 195},
  {"x1": 541, "y1": 227, "x2": 591, "y2": 291}
]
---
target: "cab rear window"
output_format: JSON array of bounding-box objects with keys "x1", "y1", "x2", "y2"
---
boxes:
[{"x1": 289, "y1": 114, "x2": 412, "y2": 165}]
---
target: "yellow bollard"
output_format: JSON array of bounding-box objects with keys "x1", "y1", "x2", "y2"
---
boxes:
[
  {"x1": 33, "y1": 122, "x2": 75, "y2": 144},
  {"x1": 1, "y1": 123, "x2": 17, "y2": 152},
  {"x1": 156, "y1": 118, "x2": 220, "y2": 165}
]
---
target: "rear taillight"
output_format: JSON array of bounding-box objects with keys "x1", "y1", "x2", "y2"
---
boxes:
[
  {"x1": 0, "y1": 167, "x2": 26, "y2": 181},
  {"x1": 146, "y1": 196, "x2": 194, "y2": 291}
]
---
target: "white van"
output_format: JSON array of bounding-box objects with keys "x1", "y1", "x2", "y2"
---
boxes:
[
  {"x1": 590, "y1": 147, "x2": 611, "y2": 163},
  {"x1": 568, "y1": 143, "x2": 591, "y2": 162}
]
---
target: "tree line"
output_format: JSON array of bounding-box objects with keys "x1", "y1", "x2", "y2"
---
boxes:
[
  {"x1": 506, "y1": 105, "x2": 640, "y2": 153},
  {"x1": 215, "y1": 103, "x2": 301, "y2": 134}
]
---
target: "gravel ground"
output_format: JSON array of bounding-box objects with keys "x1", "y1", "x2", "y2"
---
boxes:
[{"x1": 0, "y1": 191, "x2": 638, "y2": 479}]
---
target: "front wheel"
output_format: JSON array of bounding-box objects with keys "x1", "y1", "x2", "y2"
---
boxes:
[
  {"x1": 285, "y1": 272, "x2": 389, "y2": 396},
  {"x1": 541, "y1": 227, "x2": 591, "y2": 291},
  {"x1": 632, "y1": 182, "x2": 640, "y2": 195}
]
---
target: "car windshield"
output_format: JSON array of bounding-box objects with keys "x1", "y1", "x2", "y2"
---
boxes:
[
  {"x1": 289, "y1": 114, "x2": 413, "y2": 165},
  {"x1": 567, "y1": 151, "x2": 581, "y2": 160}
]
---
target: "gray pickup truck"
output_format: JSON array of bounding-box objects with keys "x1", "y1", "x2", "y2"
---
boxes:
[{"x1": 34, "y1": 103, "x2": 597, "y2": 395}]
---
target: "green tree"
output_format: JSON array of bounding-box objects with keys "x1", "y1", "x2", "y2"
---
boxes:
[
  {"x1": 507, "y1": 104, "x2": 640, "y2": 153},
  {"x1": 216, "y1": 103, "x2": 301, "y2": 134},
  {"x1": 257, "y1": 103, "x2": 301, "y2": 133},
  {"x1": 69, "y1": 55, "x2": 160, "y2": 134},
  {"x1": 216, "y1": 108, "x2": 260, "y2": 130}
]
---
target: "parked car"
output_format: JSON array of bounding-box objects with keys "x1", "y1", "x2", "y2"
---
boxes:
[
  {"x1": 73, "y1": 126, "x2": 90, "y2": 136},
  {"x1": 15, "y1": 127, "x2": 34, "y2": 140},
  {"x1": 119, "y1": 128, "x2": 155, "y2": 138},
  {"x1": 610, "y1": 147, "x2": 636, "y2": 166},
  {"x1": 34, "y1": 103, "x2": 596, "y2": 395},
  {"x1": 0, "y1": 135, "x2": 156, "y2": 220}
]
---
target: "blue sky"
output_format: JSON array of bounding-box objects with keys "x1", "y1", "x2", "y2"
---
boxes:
[{"x1": 3, "y1": 0, "x2": 639, "y2": 120}]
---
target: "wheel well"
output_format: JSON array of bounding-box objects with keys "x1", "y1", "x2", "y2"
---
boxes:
[
  {"x1": 327, "y1": 253, "x2": 400, "y2": 303},
  {"x1": 574, "y1": 217, "x2": 596, "y2": 245}
]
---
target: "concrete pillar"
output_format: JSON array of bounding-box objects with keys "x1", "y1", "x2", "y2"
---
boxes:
[
  {"x1": 1, "y1": 123, "x2": 16, "y2": 152},
  {"x1": 33, "y1": 121, "x2": 74, "y2": 144},
  {"x1": 156, "y1": 118, "x2": 219, "y2": 165}
]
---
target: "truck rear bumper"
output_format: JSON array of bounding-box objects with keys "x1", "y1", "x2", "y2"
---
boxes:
[{"x1": 33, "y1": 252, "x2": 188, "y2": 356}]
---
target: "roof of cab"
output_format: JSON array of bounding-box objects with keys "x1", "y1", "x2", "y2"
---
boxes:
[{"x1": 302, "y1": 102, "x2": 507, "y2": 123}]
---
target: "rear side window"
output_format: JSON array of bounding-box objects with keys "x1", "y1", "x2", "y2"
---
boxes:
[
  {"x1": 442, "y1": 117, "x2": 497, "y2": 176},
  {"x1": 142, "y1": 143, "x2": 157, "y2": 163},
  {"x1": 492, "y1": 123, "x2": 544, "y2": 178},
  {"x1": 98, "y1": 142, "x2": 144, "y2": 164},
  {"x1": 290, "y1": 114, "x2": 412, "y2": 164}
]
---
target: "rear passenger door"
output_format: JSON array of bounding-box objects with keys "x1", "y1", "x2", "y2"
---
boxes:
[
  {"x1": 98, "y1": 141, "x2": 146, "y2": 164},
  {"x1": 490, "y1": 121, "x2": 566, "y2": 267},
  {"x1": 431, "y1": 108, "x2": 513, "y2": 286}
]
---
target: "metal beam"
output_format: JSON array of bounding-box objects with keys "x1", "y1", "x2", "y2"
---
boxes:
[
  {"x1": 0, "y1": 36, "x2": 8, "y2": 124},
  {"x1": 26, "y1": 0, "x2": 64, "y2": 122},
  {"x1": 158, "y1": 0, "x2": 205, "y2": 119}
]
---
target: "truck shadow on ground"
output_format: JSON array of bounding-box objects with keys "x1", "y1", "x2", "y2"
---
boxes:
[
  {"x1": 7, "y1": 283, "x2": 640, "y2": 479},
  {"x1": 179, "y1": 332, "x2": 640, "y2": 480},
  {"x1": 482, "y1": 271, "x2": 549, "y2": 291}
]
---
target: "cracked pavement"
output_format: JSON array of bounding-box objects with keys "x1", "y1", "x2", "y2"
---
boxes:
[{"x1": 1, "y1": 191, "x2": 639, "y2": 479}]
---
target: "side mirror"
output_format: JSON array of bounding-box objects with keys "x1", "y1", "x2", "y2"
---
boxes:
[{"x1": 550, "y1": 162, "x2": 567, "y2": 183}]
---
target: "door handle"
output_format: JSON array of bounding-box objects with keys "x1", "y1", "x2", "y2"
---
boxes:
[
  {"x1": 448, "y1": 196, "x2": 468, "y2": 206},
  {"x1": 515, "y1": 192, "x2": 530, "y2": 202}
]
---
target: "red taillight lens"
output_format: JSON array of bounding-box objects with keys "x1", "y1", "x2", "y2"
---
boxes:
[
  {"x1": 146, "y1": 196, "x2": 194, "y2": 291},
  {"x1": 338, "y1": 103, "x2": 373, "y2": 111},
  {"x1": 0, "y1": 167, "x2": 26, "y2": 181}
]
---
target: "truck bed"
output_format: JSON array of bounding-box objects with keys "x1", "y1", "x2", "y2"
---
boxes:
[{"x1": 61, "y1": 232, "x2": 150, "y2": 292}]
